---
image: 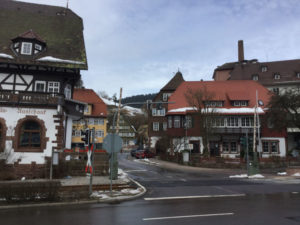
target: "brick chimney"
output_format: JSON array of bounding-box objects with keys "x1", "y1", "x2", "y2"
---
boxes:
[{"x1": 238, "y1": 40, "x2": 244, "y2": 62}]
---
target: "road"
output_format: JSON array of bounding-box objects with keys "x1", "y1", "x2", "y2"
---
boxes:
[{"x1": 1, "y1": 153, "x2": 300, "y2": 225}]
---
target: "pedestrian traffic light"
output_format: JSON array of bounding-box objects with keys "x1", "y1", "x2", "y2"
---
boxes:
[
  {"x1": 240, "y1": 136, "x2": 247, "y2": 147},
  {"x1": 81, "y1": 129, "x2": 90, "y2": 146}
]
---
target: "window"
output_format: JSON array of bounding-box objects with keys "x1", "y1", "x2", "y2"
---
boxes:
[
  {"x1": 233, "y1": 101, "x2": 240, "y2": 106},
  {"x1": 153, "y1": 122, "x2": 159, "y2": 131},
  {"x1": 252, "y1": 74, "x2": 259, "y2": 81},
  {"x1": 35, "y1": 44, "x2": 42, "y2": 51},
  {"x1": 88, "y1": 119, "x2": 94, "y2": 125},
  {"x1": 72, "y1": 130, "x2": 81, "y2": 137},
  {"x1": 152, "y1": 108, "x2": 157, "y2": 116},
  {"x1": 222, "y1": 142, "x2": 237, "y2": 153},
  {"x1": 35, "y1": 81, "x2": 46, "y2": 92},
  {"x1": 64, "y1": 84, "x2": 72, "y2": 99},
  {"x1": 261, "y1": 66, "x2": 267, "y2": 72},
  {"x1": 241, "y1": 101, "x2": 247, "y2": 106},
  {"x1": 168, "y1": 117, "x2": 172, "y2": 128},
  {"x1": 163, "y1": 93, "x2": 171, "y2": 101},
  {"x1": 241, "y1": 117, "x2": 253, "y2": 127},
  {"x1": 262, "y1": 141, "x2": 279, "y2": 154},
  {"x1": 185, "y1": 115, "x2": 192, "y2": 128},
  {"x1": 297, "y1": 73, "x2": 300, "y2": 78},
  {"x1": 227, "y1": 117, "x2": 238, "y2": 127},
  {"x1": 272, "y1": 88, "x2": 279, "y2": 95},
  {"x1": 174, "y1": 116, "x2": 181, "y2": 128},
  {"x1": 21, "y1": 42, "x2": 32, "y2": 55},
  {"x1": 48, "y1": 82, "x2": 60, "y2": 93},
  {"x1": 94, "y1": 119, "x2": 104, "y2": 125},
  {"x1": 274, "y1": 74, "x2": 280, "y2": 80},
  {"x1": 19, "y1": 121, "x2": 41, "y2": 148},
  {"x1": 205, "y1": 101, "x2": 224, "y2": 107},
  {"x1": 84, "y1": 105, "x2": 89, "y2": 113},
  {"x1": 163, "y1": 122, "x2": 167, "y2": 131},
  {"x1": 95, "y1": 130, "x2": 104, "y2": 138}
]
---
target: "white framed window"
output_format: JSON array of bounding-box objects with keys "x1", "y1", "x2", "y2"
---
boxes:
[
  {"x1": 163, "y1": 122, "x2": 167, "y2": 131},
  {"x1": 152, "y1": 108, "x2": 157, "y2": 116},
  {"x1": 21, "y1": 42, "x2": 32, "y2": 55},
  {"x1": 88, "y1": 119, "x2": 94, "y2": 125},
  {"x1": 64, "y1": 84, "x2": 72, "y2": 99},
  {"x1": 72, "y1": 130, "x2": 81, "y2": 137},
  {"x1": 163, "y1": 93, "x2": 171, "y2": 101},
  {"x1": 274, "y1": 74, "x2": 280, "y2": 80},
  {"x1": 35, "y1": 81, "x2": 46, "y2": 92},
  {"x1": 262, "y1": 141, "x2": 279, "y2": 154},
  {"x1": 233, "y1": 101, "x2": 240, "y2": 106},
  {"x1": 94, "y1": 119, "x2": 104, "y2": 125},
  {"x1": 35, "y1": 44, "x2": 42, "y2": 51},
  {"x1": 95, "y1": 130, "x2": 104, "y2": 138},
  {"x1": 168, "y1": 117, "x2": 172, "y2": 128},
  {"x1": 157, "y1": 108, "x2": 165, "y2": 116},
  {"x1": 174, "y1": 116, "x2": 181, "y2": 128},
  {"x1": 48, "y1": 81, "x2": 60, "y2": 93},
  {"x1": 185, "y1": 115, "x2": 192, "y2": 128},
  {"x1": 252, "y1": 74, "x2": 259, "y2": 81},
  {"x1": 153, "y1": 122, "x2": 159, "y2": 131},
  {"x1": 261, "y1": 66, "x2": 267, "y2": 72}
]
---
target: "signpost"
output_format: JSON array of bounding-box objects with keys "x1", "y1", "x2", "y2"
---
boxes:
[{"x1": 103, "y1": 133, "x2": 123, "y2": 196}]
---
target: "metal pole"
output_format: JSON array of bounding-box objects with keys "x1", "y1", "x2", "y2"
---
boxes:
[
  {"x1": 246, "y1": 131, "x2": 249, "y2": 176},
  {"x1": 50, "y1": 148, "x2": 53, "y2": 180},
  {"x1": 89, "y1": 128, "x2": 95, "y2": 196}
]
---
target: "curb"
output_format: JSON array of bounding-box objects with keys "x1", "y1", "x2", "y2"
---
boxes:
[{"x1": 0, "y1": 178, "x2": 147, "y2": 209}]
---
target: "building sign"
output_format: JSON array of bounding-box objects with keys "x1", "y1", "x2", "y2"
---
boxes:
[{"x1": 17, "y1": 108, "x2": 46, "y2": 115}]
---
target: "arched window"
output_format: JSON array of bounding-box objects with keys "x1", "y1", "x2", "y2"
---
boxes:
[{"x1": 19, "y1": 121, "x2": 41, "y2": 148}]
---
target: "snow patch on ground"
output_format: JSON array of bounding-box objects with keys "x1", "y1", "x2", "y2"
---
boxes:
[
  {"x1": 229, "y1": 174, "x2": 248, "y2": 178},
  {"x1": 292, "y1": 173, "x2": 300, "y2": 177},
  {"x1": 37, "y1": 56, "x2": 85, "y2": 64},
  {"x1": 248, "y1": 174, "x2": 265, "y2": 179},
  {"x1": 229, "y1": 174, "x2": 265, "y2": 179},
  {"x1": 0, "y1": 53, "x2": 13, "y2": 59},
  {"x1": 277, "y1": 172, "x2": 287, "y2": 176},
  {"x1": 134, "y1": 158, "x2": 160, "y2": 165},
  {"x1": 118, "y1": 168, "x2": 128, "y2": 179}
]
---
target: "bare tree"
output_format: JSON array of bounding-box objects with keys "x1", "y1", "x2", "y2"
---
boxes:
[{"x1": 184, "y1": 86, "x2": 218, "y2": 156}]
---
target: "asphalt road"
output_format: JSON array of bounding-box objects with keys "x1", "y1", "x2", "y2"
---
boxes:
[{"x1": 1, "y1": 153, "x2": 300, "y2": 225}]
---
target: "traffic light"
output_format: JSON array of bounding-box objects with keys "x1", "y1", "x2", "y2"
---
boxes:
[
  {"x1": 240, "y1": 136, "x2": 247, "y2": 147},
  {"x1": 81, "y1": 129, "x2": 90, "y2": 146}
]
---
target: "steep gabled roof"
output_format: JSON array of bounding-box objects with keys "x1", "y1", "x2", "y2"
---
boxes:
[
  {"x1": 73, "y1": 89, "x2": 107, "y2": 117},
  {"x1": 0, "y1": 0, "x2": 87, "y2": 69},
  {"x1": 161, "y1": 71, "x2": 185, "y2": 91},
  {"x1": 168, "y1": 80, "x2": 271, "y2": 115}
]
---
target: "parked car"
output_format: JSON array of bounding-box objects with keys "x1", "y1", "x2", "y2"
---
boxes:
[
  {"x1": 135, "y1": 150, "x2": 155, "y2": 159},
  {"x1": 130, "y1": 149, "x2": 139, "y2": 157}
]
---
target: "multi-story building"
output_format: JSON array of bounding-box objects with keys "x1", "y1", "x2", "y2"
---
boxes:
[
  {"x1": 72, "y1": 89, "x2": 107, "y2": 150},
  {"x1": 108, "y1": 115, "x2": 136, "y2": 148},
  {"x1": 0, "y1": 1, "x2": 87, "y2": 178},
  {"x1": 213, "y1": 40, "x2": 300, "y2": 152},
  {"x1": 167, "y1": 80, "x2": 287, "y2": 158},
  {"x1": 148, "y1": 71, "x2": 184, "y2": 152}
]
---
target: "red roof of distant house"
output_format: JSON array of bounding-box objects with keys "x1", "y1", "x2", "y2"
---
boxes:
[
  {"x1": 73, "y1": 89, "x2": 107, "y2": 117},
  {"x1": 167, "y1": 80, "x2": 272, "y2": 115}
]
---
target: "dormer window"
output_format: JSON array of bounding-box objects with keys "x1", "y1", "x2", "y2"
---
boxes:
[
  {"x1": 11, "y1": 30, "x2": 46, "y2": 57},
  {"x1": 274, "y1": 74, "x2": 280, "y2": 80},
  {"x1": 21, "y1": 42, "x2": 32, "y2": 55},
  {"x1": 261, "y1": 66, "x2": 268, "y2": 72},
  {"x1": 252, "y1": 74, "x2": 259, "y2": 81}
]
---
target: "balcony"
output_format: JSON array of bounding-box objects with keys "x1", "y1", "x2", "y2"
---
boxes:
[
  {"x1": 0, "y1": 90, "x2": 61, "y2": 106},
  {"x1": 213, "y1": 127, "x2": 256, "y2": 134}
]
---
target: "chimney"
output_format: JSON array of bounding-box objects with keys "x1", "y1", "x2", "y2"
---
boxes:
[{"x1": 238, "y1": 40, "x2": 244, "y2": 62}]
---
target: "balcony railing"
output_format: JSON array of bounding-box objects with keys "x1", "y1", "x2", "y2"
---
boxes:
[
  {"x1": 212, "y1": 127, "x2": 257, "y2": 134},
  {"x1": 0, "y1": 90, "x2": 61, "y2": 106}
]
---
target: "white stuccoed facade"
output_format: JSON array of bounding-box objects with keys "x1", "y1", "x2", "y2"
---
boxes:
[{"x1": 0, "y1": 106, "x2": 59, "y2": 164}]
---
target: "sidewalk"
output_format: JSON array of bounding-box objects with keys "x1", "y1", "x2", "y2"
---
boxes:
[
  {"x1": 0, "y1": 169, "x2": 146, "y2": 209},
  {"x1": 136, "y1": 158, "x2": 300, "y2": 183}
]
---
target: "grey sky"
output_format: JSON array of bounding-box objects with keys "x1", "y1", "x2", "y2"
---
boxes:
[{"x1": 18, "y1": 0, "x2": 300, "y2": 97}]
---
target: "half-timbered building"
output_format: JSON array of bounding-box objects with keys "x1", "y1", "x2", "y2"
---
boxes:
[{"x1": 0, "y1": 1, "x2": 87, "y2": 178}]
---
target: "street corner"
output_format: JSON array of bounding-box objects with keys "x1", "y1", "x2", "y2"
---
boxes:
[{"x1": 90, "y1": 168, "x2": 147, "y2": 203}]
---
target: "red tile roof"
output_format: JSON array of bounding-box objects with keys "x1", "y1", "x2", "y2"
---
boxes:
[
  {"x1": 168, "y1": 80, "x2": 272, "y2": 115},
  {"x1": 73, "y1": 89, "x2": 107, "y2": 117},
  {"x1": 14, "y1": 29, "x2": 45, "y2": 43}
]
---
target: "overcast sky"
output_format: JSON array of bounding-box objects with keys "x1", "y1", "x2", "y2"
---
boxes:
[{"x1": 18, "y1": 0, "x2": 300, "y2": 97}]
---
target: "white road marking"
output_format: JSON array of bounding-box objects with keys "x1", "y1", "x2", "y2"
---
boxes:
[
  {"x1": 144, "y1": 194, "x2": 245, "y2": 201},
  {"x1": 143, "y1": 212, "x2": 234, "y2": 221},
  {"x1": 124, "y1": 169, "x2": 148, "y2": 172}
]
